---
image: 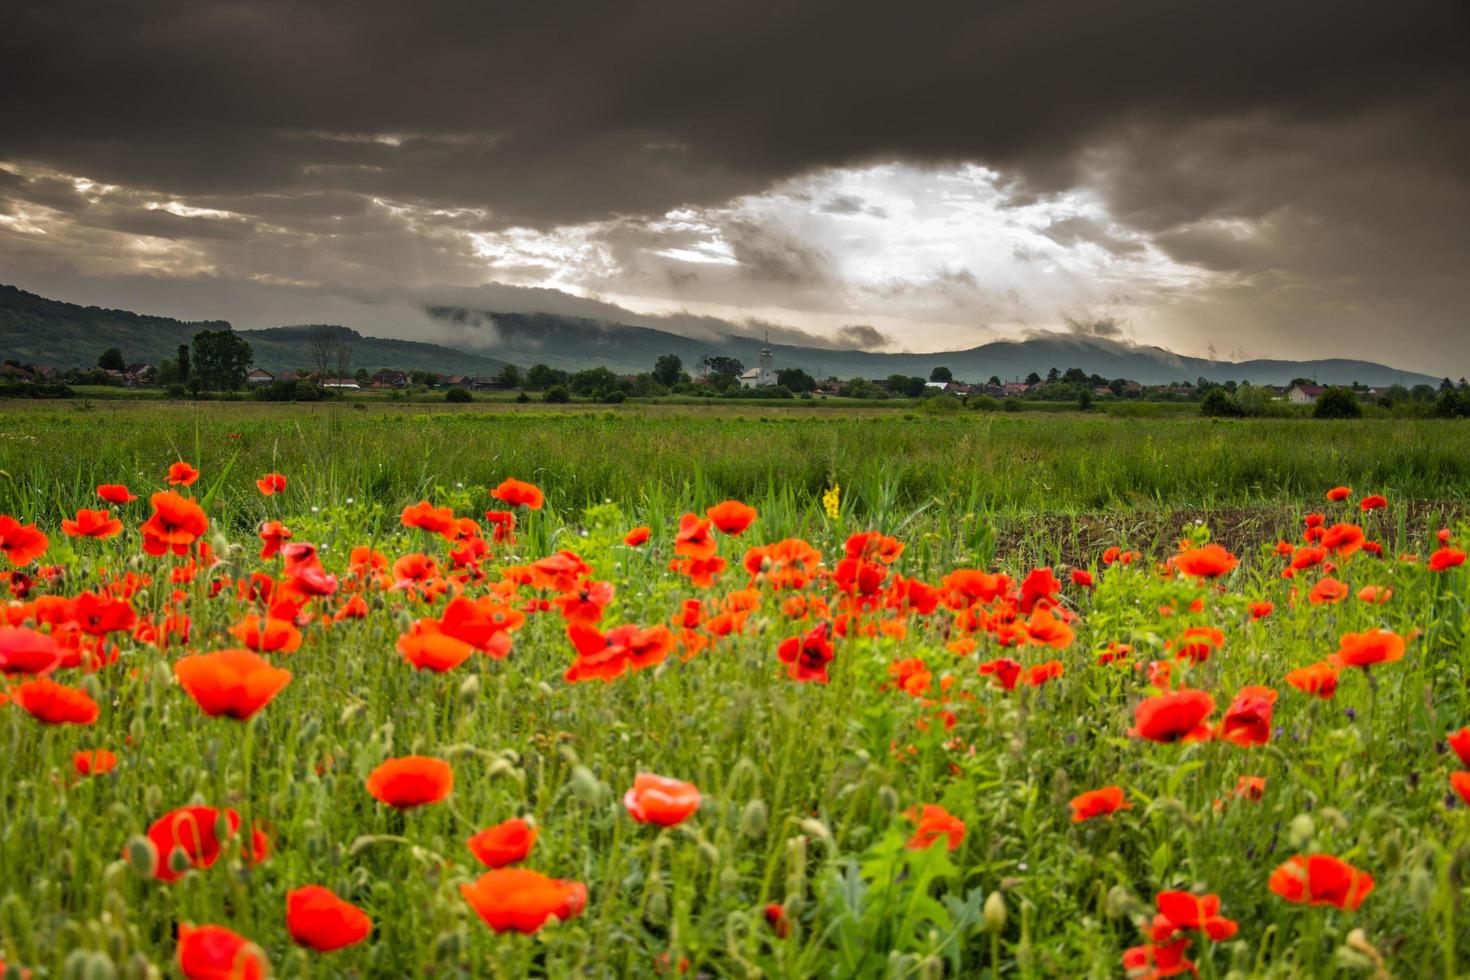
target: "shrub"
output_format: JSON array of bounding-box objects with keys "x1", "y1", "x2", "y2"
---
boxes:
[
  {"x1": 515, "y1": 392, "x2": 531, "y2": 404},
  {"x1": 968, "y1": 395, "x2": 1001, "y2": 412},
  {"x1": 445, "y1": 388, "x2": 472, "y2": 403},
  {"x1": 1313, "y1": 387, "x2": 1363, "y2": 419},
  {"x1": 600, "y1": 390, "x2": 626, "y2": 404},
  {"x1": 165, "y1": 383, "x2": 186, "y2": 398},
  {"x1": 1200, "y1": 389, "x2": 1246, "y2": 418},
  {"x1": 544, "y1": 385, "x2": 570, "y2": 404},
  {"x1": 1003, "y1": 399, "x2": 1022, "y2": 412}
]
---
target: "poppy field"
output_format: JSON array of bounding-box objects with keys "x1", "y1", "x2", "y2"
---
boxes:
[{"x1": 3, "y1": 404, "x2": 1470, "y2": 978}]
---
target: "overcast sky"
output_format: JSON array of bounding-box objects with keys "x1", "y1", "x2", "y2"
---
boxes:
[{"x1": 2, "y1": 1, "x2": 1467, "y2": 370}]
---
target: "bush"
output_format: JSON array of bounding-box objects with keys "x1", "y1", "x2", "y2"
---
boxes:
[
  {"x1": 166, "y1": 383, "x2": 186, "y2": 398},
  {"x1": 968, "y1": 395, "x2": 1001, "y2": 412},
  {"x1": 1313, "y1": 387, "x2": 1363, "y2": 419},
  {"x1": 445, "y1": 388, "x2": 472, "y2": 403},
  {"x1": 515, "y1": 392, "x2": 531, "y2": 404},
  {"x1": 544, "y1": 385, "x2": 570, "y2": 404},
  {"x1": 919, "y1": 395, "x2": 962, "y2": 414},
  {"x1": 0, "y1": 382, "x2": 75, "y2": 399},
  {"x1": 1003, "y1": 399, "x2": 1022, "y2": 412},
  {"x1": 1200, "y1": 388, "x2": 1246, "y2": 418},
  {"x1": 600, "y1": 390, "x2": 626, "y2": 404}
]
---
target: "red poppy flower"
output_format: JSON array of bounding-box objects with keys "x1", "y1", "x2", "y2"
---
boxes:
[
  {"x1": 1026, "y1": 660, "x2": 1065, "y2": 686},
  {"x1": 1018, "y1": 567, "x2": 1061, "y2": 612},
  {"x1": 764, "y1": 903, "x2": 791, "y2": 938},
  {"x1": 1268, "y1": 854, "x2": 1374, "y2": 910},
  {"x1": 257, "y1": 520, "x2": 292, "y2": 560},
  {"x1": 564, "y1": 622, "x2": 675, "y2": 682},
  {"x1": 97, "y1": 483, "x2": 138, "y2": 504},
  {"x1": 1123, "y1": 938, "x2": 1194, "y2": 980},
  {"x1": 1331, "y1": 629, "x2": 1406, "y2": 669},
  {"x1": 1430, "y1": 547, "x2": 1467, "y2": 572},
  {"x1": 1321, "y1": 523, "x2": 1364, "y2": 558},
  {"x1": 1356, "y1": 585, "x2": 1392, "y2": 603},
  {"x1": 674, "y1": 513, "x2": 717, "y2": 560},
  {"x1": 14, "y1": 677, "x2": 98, "y2": 724},
  {"x1": 74, "y1": 748, "x2": 118, "y2": 776},
  {"x1": 1449, "y1": 727, "x2": 1470, "y2": 767},
  {"x1": 177, "y1": 923, "x2": 267, "y2": 980},
  {"x1": 1450, "y1": 771, "x2": 1470, "y2": 806},
  {"x1": 904, "y1": 803, "x2": 966, "y2": 850},
  {"x1": 286, "y1": 885, "x2": 372, "y2": 952},
  {"x1": 1070, "y1": 786, "x2": 1131, "y2": 823},
  {"x1": 1249, "y1": 601, "x2": 1275, "y2": 619},
  {"x1": 365, "y1": 756, "x2": 453, "y2": 808},
  {"x1": 1170, "y1": 626, "x2": 1225, "y2": 665},
  {"x1": 1025, "y1": 606, "x2": 1074, "y2": 648},
  {"x1": 1174, "y1": 543, "x2": 1238, "y2": 579},
  {"x1": 706, "y1": 500, "x2": 758, "y2": 535},
  {"x1": 400, "y1": 500, "x2": 457, "y2": 536},
  {"x1": 978, "y1": 657, "x2": 1023, "y2": 691},
  {"x1": 468, "y1": 818, "x2": 538, "y2": 868},
  {"x1": 777, "y1": 622, "x2": 834, "y2": 684},
  {"x1": 1071, "y1": 568, "x2": 1094, "y2": 589},
  {"x1": 624, "y1": 773, "x2": 701, "y2": 826},
  {"x1": 459, "y1": 868, "x2": 587, "y2": 933},
  {"x1": 141, "y1": 491, "x2": 209, "y2": 556},
  {"x1": 397, "y1": 621, "x2": 475, "y2": 672},
  {"x1": 1285, "y1": 661, "x2": 1339, "y2": 698},
  {"x1": 231, "y1": 615, "x2": 302, "y2": 654},
  {"x1": 0, "y1": 626, "x2": 61, "y2": 675},
  {"x1": 623, "y1": 526, "x2": 651, "y2": 547},
  {"x1": 175, "y1": 650, "x2": 292, "y2": 719},
  {"x1": 1151, "y1": 891, "x2": 1238, "y2": 942},
  {"x1": 1129, "y1": 689, "x2": 1214, "y2": 743},
  {"x1": 0, "y1": 516, "x2": 48, "y2": 566},
  {"x1": 1308, "y1": 577, "x2": 1349, "y2": 604},
  {"x1": 490, "y1": 478, "x2": 545, "y2": 510},
  {"x1": 1217, "y1": 685, "x2": 1277, "y2": 746},
  {"x1": 1359, "y1": 495, "x2": 1387, "y2": 511},
  {"x1": 1326, "y1": 486, "x2": 1351, "y2": 501},
  {"x1": 1231, "y1": 775, "x2": 1266, "y2": 802},
  {"x1": 61, "y1": 508, "x2": 123, "y2": 539},
  {"x1": 168, "y1": 462, "x2": 200, "y2": 486},
  {"x1": 144, "y1": 806, "x2": 264, "y2": 882},
  {"x1": 255, "y1": 473, "x2": 287, "y2": 496}
]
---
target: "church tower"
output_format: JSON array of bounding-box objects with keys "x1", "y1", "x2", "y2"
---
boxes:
[{"x1": 759, "y1": 331, "x2": 775, "y2": 386}]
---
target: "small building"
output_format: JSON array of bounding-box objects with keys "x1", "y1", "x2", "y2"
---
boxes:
[
  {"x1": 320, "y1": 378, "x2": 361, "y2": 390},
  {"x1": 1286, "y1": 384, "x2": 1325, "y2": 405},
  {"x1": 371, "y1": 369, "x2": 409, "y2": 388},
  {"x1": 246, "y1": 368, "x2": 275, "y2": 385},
  {"x1": 441, "y1": 374, "x2": 473, "y2": 389},
  {"x1": 739, "y1": 335, "x2": 777, "y2": 389}
]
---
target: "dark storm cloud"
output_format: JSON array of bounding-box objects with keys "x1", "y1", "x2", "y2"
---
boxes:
[
  {"x1": 3, "y1": 0, "x2": 1463, "y2": 228},
  {"x1": 837, "y1": 324, "x2": 891, "y2": 349}
]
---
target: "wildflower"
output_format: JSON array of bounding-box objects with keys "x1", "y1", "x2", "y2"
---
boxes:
[
  {"x1": 141, "y1": 491, "x2": 209, "y2": 556},
  {"x1": 624, "y1": 773, "x2": 701, "y2": 826},
  {"x1": 400, "y1": 500, "x2": 456, "y2": 536},
  {"x1": 0, "y1": 626, "x2": 61, "y2": 675},
  {"x1": 1129, "y1": 689, "x2": 1214, "y2": 743},
  {"x1": 1150, "y1": 891, "x2": 1238, "y2": 942},
  {"x1": 822, "y1": 484, "x2": 840, "y2": 520},
  {"x1": 1071, "y1": 568, "x2": 1094, "y2": 589},
  {"x1": 1123, "y1": 938, "x2": 1193, "y2": 980},
  {"x1": 673, "y1": 514, "x2": 718, "y2": 560},
  {"x1": 1308, "y1": 577, "x2": 1349, "y2": 604},
  {"x1": 706, "y1": 499, "x2": 758, "y2": 535},
  {"x1": 1217, "y1": 685, "x2": 1277, "y2": 746},
  {"x1": 366, "y1": 756, "x2": 452, "y2": 809},
  {"x1": 1356, "y1": 585, "x2": 1392, "y2": 603},
  {"x1": 1069, "y1": 786, "x2": 1131, "y2": 823},
  {"x1": 1429, "y1": 547, "x2": 1466, "y2": 572},
  {"x1": 143, "y1": 806, "x2": 267, "y2": 882},
  {"x1": 167, "y1": 461, "x2": 200, "y2": 486},
  {"x1": 490, "y1": 477, "x2": 545, "y2": 510},
  {"x1": 258, "y1": 520, "x2": 292, "y2": 560},
  {"x1": 1268, "y1": 854, "x2": 1374, "y2": 910},
  {"x1": 777, "y1": 622, "x2": 835, "y2": 684},
  {"x1": 1170, "y1": 626, "x2": 1225, "y2": 665},
  {"x1": 97, "y1": 483, "x2": 138, "y2": 504},
  {"x1": 14, "y1": 677, "x2": 99, "y2": 724},
  {"x1": 1174, "y1": 543, "x2": 1238, "y2": 579},
  {"x1": 1327, "y1": 486, "x2": 1351, "y2": 501},
  {"x1": 73, "y1": 749, "x2": 118, "y2": 776},
  {"x1": 177, "y1": 923, "x2": 267, "y2": 980},
  {"x1": 397, "y1": 621, "x2": 475, "y2": 672},
  {"x1": 1027, "y1": 660, "x2": 1065, "y2": 686},
  {"x1": 1018, "y1": 567, "x2": 1061, "y2": 612},
  {"x1": 460, "y1": 868, "x2": 587, "y2": 933},
  {"x1": 175, "y1": 650, "x2": 292, "y2": 719},
  {"x1": 1360, "y1": 495, "x2": 1388, "y2": 512},
  {"x1": 904, "y1": 803, "x2": 966, "y2": 850},
  {"x1": 1025, "y1": 606, "x2": 1074, "y2": 648},
  {"x1": 764, "y1": 903, "x2": 791, "y2": 938},
  {"x1": 1450, "y1": 771, "x2": 1470, "y2": 806},
  {"x1": 0, "y1": 516, "x2": 48, "y2": 565},
  {"x1": 623, "y1": 526, "x2": 651, "y2": 547},
  {"x1": 1331, "y1": 629, "x2": 1406, "y2": 669},
  {"x1": 1232, "y1": 775, "x2": 1266, "y2": 802},
  {"x1": 1321, "y1": 523, "x2": 1365, "y2": 558},
  {"x1": 1250, "y1": 601, "x2": 1275, "y2": 619},
  {"x1": 231, "y1": 615, "x2": 302, "y2": 654},
  {"x1": 564, "y1": 622, "x2": 675, "y2": 682},
  {"x1": 1448, "y1": 727, "x2": 1470, "y2": 767},
  {"x1": 61, "y1": 507, "x2": 123, "y2": 538},
  {"x1": 1285, "y1": 661, "x2": 1339, "y2": 698},
  {"x1": 979, "y1": 657, "x2": 1023, "y2": 690},
  {"x1": 468, "y1": 818, "x2": 538, "y2": 868},
  {"x1": 255, "y1": 473, "x2": 287, "y2": 496},
  {"x1": 286, "y1": 885, "x2": 372, "y2": 952}
]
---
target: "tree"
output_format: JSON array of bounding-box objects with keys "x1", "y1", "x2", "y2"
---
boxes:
[
  {"x1": 354, "y1": 368, "x2": 370, "y2": 384},
  {"x1": 543, "y1": 385, "x2": 570, "y2": 403},
  {"x1": 177, "y1": 344, "x2": 190, "y2": 382},
  {"x1": 1290, "y1": 377, "x2": 1317, "y2": 388},
  {"x1": 1046, "y1": 367, "x2": 1060, "y2": 383},
  {"x1": 653, "y1": 354, "x2": 683, "y2": 388},
  {"x1": 97, "y1": 347, "x2": 125, "y2": 371},
  {"x1": 776, "y1": 367, "x2": 816, "y2": 393},
  {"x1": 929, "y1": 366, "x2": 953, "y2": 383},
  {"x1": 1200, "y1": 388, "x2": 1245, "y2": 418},
  {"x1": 155, "y1": 358, "x2": 182, "y2": 385},
  {"x1": 1077, "y1": 389, "x2": 1093, "y2": 411},
  {"x1": 334, "y1": 340, "x2": 352, "y2": 382},
  {"x1": 987, "y1": 375, "x2": 1001, "y2": 387},
  {"x1": 702, "y1": 355, "x2": 744, "y2": 378},
  {"x1": 1025, "y1": 372, "x2": 1042, "y2": 386},
  {"x1": 569, "y1": 367, "x2": 619, "y2": 396},
  {"x1": 1313, "y1": 387, "x2": 1363, "y2": 419},
  {"x1": 307, "y1": 325, "x2": 341, "y2": 383},
  {"x1": 191, "y1": 330, "x2": 253, "y2": 391},
  {"x1": 497, "y1": 364, "x2": 523, "y2": 389},
  {"x1": 1062, "y1": 367, "x2": 1089, "y2": 386},
  {"x1": 526, "y1": 364, "x2": 567, "y2": 391}
]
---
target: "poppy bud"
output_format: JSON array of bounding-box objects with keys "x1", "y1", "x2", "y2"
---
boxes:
[
  {"x1": 433, "y1": 930, "x2": 463, "y2": 960},
  {"x1": 63, "y1": 949, "x2": 91, "y2": 980},
  {"x1": 152, "y1": 661, "x2": 173, "y2": 687},
  {"x1": 167, "y1": 846, "x2": 192, "y2": 876},
  {"x1": 1318, "y1": 807, "x2": 1349, "y2": 833},
  {"x1": 301, "y1": 718, "x2": 319, "y2": 743},
  {"x1": 458, "y1": 674, "x2": 481, "y2": 702},
  {"x1": 983, "y1": 891, "x2": 1007, "y2": 933},
  {"x1": 131, "y1": 717, "x2": 147, "y2": 746},
  {"x1": 1287, "y1": 813, "x2": 1314, "y2": 849},
  {"x1": 85, "y1": 952, "x2": 117, "y2": 980},
  {"x1": 1408, "y1": 865, "x2": 1434, "y2": 909},
  {"x1": 645, "y1": 881, "x2": 669, "y2": 925},
  {"x1": 877, "y1": 786, "x2": 900, "y2": 814},
  {"x1": 80, "y1": 673, "x2": 103, "y2": 702},
  {"x1": 143, "y1": 784, "x2": 162, "y2": 813},
  {"x1": 740, "y1": 799, "x2": 768, "y2": 839},
  {"x1": 784, "y1": 836, "x2": 807, "y2": 896},
  {"x1": 210, "y1": 532, "x2": 230, "y2": 557},
  {"x1": 718, "y1": 866, "x2": 740, "y2": 895},
  {"x1": 58, "y1": 848, "x2": 74, "y2": 877},
  {"x1": 1381, "y1": 830, "x2": 1403, "y2": 869},
  {"x1": 698, "y1": 840, "x2": 721, "y2": 868},
  {"x1": 213, "y1": 810, "x2": 234, "y2": 843},
  {"x1": 1104, "y1": 884, "x2": 1133, "y2": 919},
  {"x1": 570, "y1": 765, "x2": 606, "y2": 806},
  {"x1": 798, "y1": 818, "x2": 833, "y2": 849}
]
